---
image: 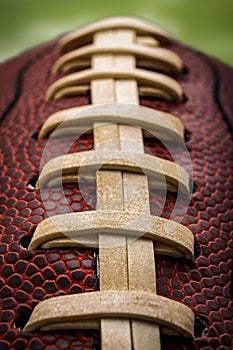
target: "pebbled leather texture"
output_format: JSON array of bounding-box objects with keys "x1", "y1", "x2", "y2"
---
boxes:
[{"x1": 0, "y1": 36, "x2": 232, "y2": 350}]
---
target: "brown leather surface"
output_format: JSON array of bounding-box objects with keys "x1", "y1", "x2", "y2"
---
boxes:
[
  {"x1": 210, "y1": 57, "x2": 233, "y2": 130},
  {"x1": 0, "y1": 36, "x2": 232, "y2": 350}
]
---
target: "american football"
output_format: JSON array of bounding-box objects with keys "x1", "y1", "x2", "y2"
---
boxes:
[{"x1": 0, "y1": 13, "x2": 232, "y2": 350}]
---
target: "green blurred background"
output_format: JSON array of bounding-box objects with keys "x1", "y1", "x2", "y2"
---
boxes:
[{"x1": 0, "y1": 0, "x2": 232, "y2": 66}]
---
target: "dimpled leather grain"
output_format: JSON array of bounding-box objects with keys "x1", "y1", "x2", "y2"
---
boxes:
[{"x1": 0, "y1": 36, "x2": 232, "y2": 350}]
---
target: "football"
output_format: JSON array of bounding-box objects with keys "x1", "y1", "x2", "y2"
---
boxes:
[{"x1": 0, "y1": 17, "x2": 232, "y2": 350}]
